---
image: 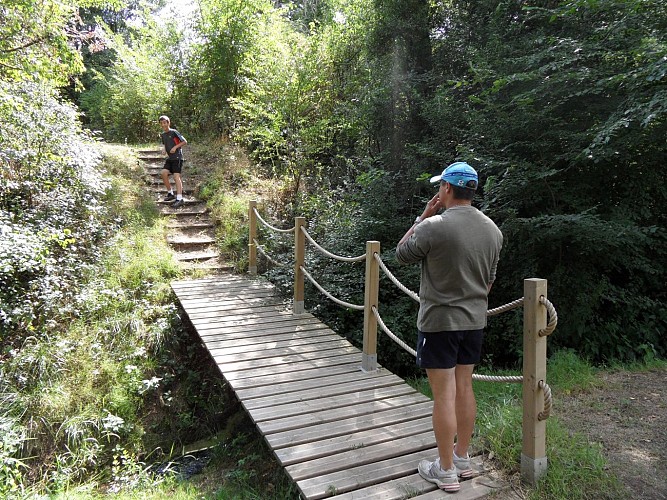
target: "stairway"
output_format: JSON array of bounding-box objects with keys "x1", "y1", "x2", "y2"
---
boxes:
[{"x1": 137, "y1": 150, "x2": 232, "y2": 274}]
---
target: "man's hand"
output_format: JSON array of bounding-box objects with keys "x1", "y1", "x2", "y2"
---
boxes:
[
  {"x1": 421, "y1": 193, "x2": 443, "y2": 220},
  {"x1": 398, "y1": 193, "x2": 443, "y2": 246}
]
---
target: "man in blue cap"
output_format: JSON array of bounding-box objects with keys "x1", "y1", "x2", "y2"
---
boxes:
[{"x1": 396, "y1": 161, "x2": 503, "y2": 493}]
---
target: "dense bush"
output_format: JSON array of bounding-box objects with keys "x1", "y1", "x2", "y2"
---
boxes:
[{"x1": 0, "y1": 81, "x2": 110, "y2": 339}]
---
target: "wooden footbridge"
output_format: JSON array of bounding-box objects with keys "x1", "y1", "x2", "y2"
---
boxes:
[
  {"x1": 162, "y1": 192, "x2": 557, "y2": 499},
  {"x1": 171, "y1": 274, "x2": 508, "y2": 499}
]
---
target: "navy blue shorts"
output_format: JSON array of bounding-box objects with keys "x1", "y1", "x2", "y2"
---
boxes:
[
  {"x1": 163, "y1": 158, "x2": 183, "y2": 174},
  {"x1": 416, "y1": 329, "x2": 484, "y2": 369}
]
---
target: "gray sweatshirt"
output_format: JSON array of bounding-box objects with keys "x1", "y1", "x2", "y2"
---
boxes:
[{"x1": 395, "y1": 205, "x2": 503, "y2": 332}]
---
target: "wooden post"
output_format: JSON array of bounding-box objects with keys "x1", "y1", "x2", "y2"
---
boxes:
[
  {"x1": 293, "y1": 217, "x2": 306, "y2": 314},
  {"x1": 522, "y1": 278, "x2": 548, "y2": 484},
  {"x1": 248, "y1": 200, "x2": 257, "y2": 275},
  {"x1": 362, "y1": 241, "x2": 380, "y2": 372}
]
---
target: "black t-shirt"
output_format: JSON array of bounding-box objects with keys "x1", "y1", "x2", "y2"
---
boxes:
[{"x1": 161, "y1": 128, "x2": 186, "y2": 159}]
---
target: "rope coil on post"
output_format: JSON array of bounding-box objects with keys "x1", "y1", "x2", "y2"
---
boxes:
[
  {"x1": 538, "y1": 380, "x2": 552, "y2": 420},
  {"x1": 252, "y1": 206, "x2": 295, "y2": 234},
  {"x1": 300, "y1": 265, "x2": 365, "y2": 311},
  {"x1": 301, "y1": 226, "x2": 366, "y2": 262},
  {"x1": 538, "y1": 296, "x2": 558, "y2": 337}
]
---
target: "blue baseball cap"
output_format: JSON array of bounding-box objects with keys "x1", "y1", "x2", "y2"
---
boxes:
[{"x1": 429, "y1": 161, "x2": 478, "y2": 190}]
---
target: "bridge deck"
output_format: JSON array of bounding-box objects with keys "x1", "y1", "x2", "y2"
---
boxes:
[{"x1": 172, "y1": 274, "x2": 503, "y2": 499}]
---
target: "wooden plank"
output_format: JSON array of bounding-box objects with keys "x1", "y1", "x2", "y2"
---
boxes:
[
  {"x1": 184, "y1": 303, "x2": 289, "y2": 319},
  {"x1": 235, "y1": 369, "x2": 394, "y2": 401},
  {"x1": 265, "y1": 401, "x2": 433, "y2": 450},
  {"x1": 171, "y1": 275, "x2": 267, "y2": 288},
  {"x1": 247, "y1": 385, "x2": 418, "y2": 423},
  {"x1": 174, "y1": 280, "x2": 275, "y2": 292},
  {"x1": 207, "y1": 336, "x2": 353, "y2": 359},
  {"x1": 275, "y1": 416, "x2": 433, "y2": 465},
  {"x1": 194, "y1": 317, "x2": 325, "y2": 336},
  {"x1": 212, "y1": 345, "x2": 360, "y2": 373},
  {"x1": 241, "y1": 373, "x2": 405, "y2": 409},
  {"x1": 215, "y1": 354, "x2": 360, "y2": 380},
  {"x1": 223, "y1": 358, "x2": 361, "y2": 387},
  {"x1": 202, "y1": 329, "x2": 338, "y2": 350},
  {"x1": 178, "y1": 293, "x2": 282, "y2": 309},
  {"x1": 187, "y1": 309, "x2": 309, "y2": 327},
  {"x1": 286, "y1": 431, "x2": 436, "y2": 480},
  {"x1": 296, "y1": 448, "x2": 437, "y2": 500},
  {"x1": 190, "y1": 312, "x2": 319, "y2": 331},
  {"x1": 257, "y1": 392, "x2": 430, "y2": 435},
  {"x1": 210, "y1": 338, "x2": 355, "y2": 363},
  {"x1": 324, "y1": 472, "x2": 436, "y2": 500},
  {"x1": 173, "y1": 281, "x2": 274, "y2": 295}
]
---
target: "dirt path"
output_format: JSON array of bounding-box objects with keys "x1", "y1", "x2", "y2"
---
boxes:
[{"x1": 557, "y1": 367, "x2": 667, "y2": 499}]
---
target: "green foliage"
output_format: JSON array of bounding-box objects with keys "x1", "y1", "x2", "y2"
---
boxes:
[
  {"x1": 0, "y1": 80, "x2": 109, "y2": 337},
  {"x1": 420, "y1": 0, "x2": 667, "y2": 364},
  {"x1": 79, "y1": 23, "x2": 174, "y2": 142},
  {"x1": 1, "y1": 0, "x2": 82, "y2": 85},
  {"x1": 74, "y1": 0, "x2": 667, "y2": 371}
]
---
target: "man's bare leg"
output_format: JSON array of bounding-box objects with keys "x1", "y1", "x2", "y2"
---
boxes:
[
  {"x1": 173, "y1": 172, "x2": 183, "y2": 197},
  {"x1": 161, "y1": 169, "x2": 172, "y2": 193},
  {"x1": 454, "y1": 364, "x2": 476, "y2": 457},
  {"x1": 426, "y1": 367, "x2": 457, "y2": 470}
]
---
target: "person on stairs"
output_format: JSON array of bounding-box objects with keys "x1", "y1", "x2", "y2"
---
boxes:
[
  {"x1": 159, "y1": 115, "x2": 187, "y2": 208},
  {"x1": 395, "y1": 162, "x2": 503, "y2": 493}
]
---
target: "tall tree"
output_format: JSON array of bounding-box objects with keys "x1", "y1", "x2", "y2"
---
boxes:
[{"x1": 423, "y1": 0, "x2": 667, "y2": 362}]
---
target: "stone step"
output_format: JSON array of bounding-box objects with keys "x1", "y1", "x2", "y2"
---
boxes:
[
  {"x1": 180, "y1": 256, "x2": 233, "y2": 272},
  {"x1": 166, "y1": 220, "x2": 214, "y2": 229},
  {"x1": 156, "y1": 196, "x2": 200, "y2": 205},
  {"x1": 174, "y1": 249, "x2": 220, "y2": 262},
  {"x1": 159, "y1": 204, "x2": 208, "y2": 216},
  {"x1": 167, "y1": 234, "x2": 217, "y2": 246}
]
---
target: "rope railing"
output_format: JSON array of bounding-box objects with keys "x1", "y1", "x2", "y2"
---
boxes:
[
  {"x1": 252, "y1": 206, "x2": 295, "y2": 234},
  {"x1": 372, "y1": 304, "x2": 532, "y2": 385},
  {"x1": 300, "y1": 265, "x2": 365, "y2": 311},
  {"x1": 301, "y1": 226, "x2": 367, "y2": 263},
  {"x1": 374, "y1": 253, "x2": 420, "y2": 302},
  {"x1": 253, "y1": 238, "x2": 291, "y2": 268},
  {"x1": 371, "y1": 305, "x2": 417, "y2": 357},
  {"x1": 539, "y1": 296, "x2": 558, "y2": 337},
  {"x1": 248, "y1": 200, "x2": 556, "y2": 483}
]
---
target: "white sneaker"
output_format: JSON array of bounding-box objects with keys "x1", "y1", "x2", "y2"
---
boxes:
[
  {"x1": 453, "y1": 450, "x2": 473, "y2": 479},
  {"x1": 418, "y1": 457, "x2": 460, "y2": 492}
]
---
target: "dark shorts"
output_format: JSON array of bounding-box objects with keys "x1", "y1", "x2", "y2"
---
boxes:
[
  {"x1": 416, "y1": 329, "x2": 484, "y2": 369},
  {"x1": 163, "y1": 158, "x2": 183, "y2": 174}
]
